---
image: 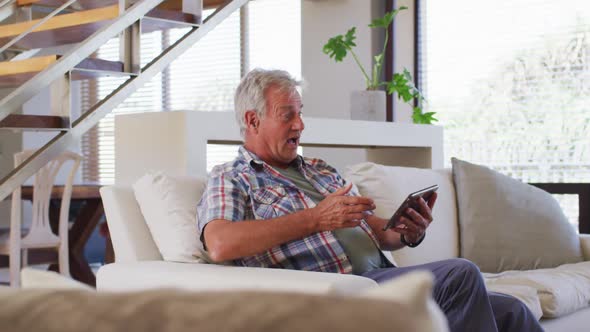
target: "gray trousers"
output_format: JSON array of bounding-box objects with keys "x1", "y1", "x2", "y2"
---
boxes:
[{"x1": 363, "y1": 258, "x2": 544, "y2": 332}]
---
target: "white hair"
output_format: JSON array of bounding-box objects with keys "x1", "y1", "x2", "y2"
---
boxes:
[{"x1": 234, "y1": 68, "x2": 301, "y2": 137}]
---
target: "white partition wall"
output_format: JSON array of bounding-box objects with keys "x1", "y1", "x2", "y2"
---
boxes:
[{"x1": 115, "y1": 111, "x2": 443, "y2": 185}]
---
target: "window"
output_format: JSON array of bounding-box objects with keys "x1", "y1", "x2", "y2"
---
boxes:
[
  {"x1": 81, "y1": 0, "x2": 301, "y2": 184},
  {"x1": 418, "y1": 0, "x2": 590, "y2": 229}
]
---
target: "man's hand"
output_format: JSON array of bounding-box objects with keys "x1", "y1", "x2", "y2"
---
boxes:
[
  {"x1": 393, "y1": 192, "x2": 437, "y2": 243},
  {"x1": 307, "y1": 183, "x2": 376, "y2": 232}
]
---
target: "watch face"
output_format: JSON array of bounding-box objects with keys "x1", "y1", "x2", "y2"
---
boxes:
[{"x1": 402, "y1": 233, "x2": 425, "y2": 248}]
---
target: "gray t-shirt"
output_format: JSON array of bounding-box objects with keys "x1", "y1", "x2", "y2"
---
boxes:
[{"x1": 275, "y1": 164, "x2": 385, "y2": 275}]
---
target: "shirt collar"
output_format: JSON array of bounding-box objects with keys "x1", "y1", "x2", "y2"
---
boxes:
[{"x1": 238, "y1": 145, "x2": 307, "y2": 171}]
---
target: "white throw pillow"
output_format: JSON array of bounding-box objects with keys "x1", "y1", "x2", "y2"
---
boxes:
[
  {"x1": 483, "y1": 261, "x2": 590, "y2": 318},
  {"x1": 345, "y1": 162, "x2": 459, "y2": 266},
  {"x1": 20, "y1": 268, "x2": 93, "y2": 291},
  {"x1": 359, "y1": 271, "x2": 449, "y2": 332},
  {"x1": 133, "y1": 172, "x2": 209, "y2": 263},
  {"x1": 484, "y1": 283, "x2": 543, "y2": 320},
  {"x1": 452, "y1": 158, "x2": 583, "y2": 273}
]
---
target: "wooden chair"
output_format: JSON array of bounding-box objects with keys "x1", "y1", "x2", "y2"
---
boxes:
[{"x1": 0, "y1": 150, "x2": 81, "y2": 287}]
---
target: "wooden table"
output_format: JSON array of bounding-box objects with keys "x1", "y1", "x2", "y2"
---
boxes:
[{"x1": 20, "y1": 184, "x2": 110, "y2": 287}]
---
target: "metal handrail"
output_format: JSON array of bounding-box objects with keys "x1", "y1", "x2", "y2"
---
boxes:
[
  {"x1": 0, "y1": 0, "x2": 78, "y2": 55},
  {"x1": 0, "y1": 0, "x2": 248, "y2": 201},
  {"x1": 0, "y1": 0, "x2": 166, "y2": 123},
  {"x1": 0, "y1": 0, "x2": 16, "y2": 9}
]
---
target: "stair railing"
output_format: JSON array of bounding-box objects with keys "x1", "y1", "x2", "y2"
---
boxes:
[
  {"x1": 0, "y1": 0, "x2": 78, "y2": 54},
  {"x1": 0, "y1": 0, "x2": 248, "y2": 201}
]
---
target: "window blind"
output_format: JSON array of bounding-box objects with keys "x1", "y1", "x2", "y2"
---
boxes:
[
  {"x1": 80, "y1": 31, "x2": 164, "y2": 185},
  {"x1": 418, "y1": 0, "x2": 590, "y2": 229}
]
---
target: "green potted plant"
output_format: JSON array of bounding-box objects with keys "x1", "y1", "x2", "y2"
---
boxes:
[{"x1": 323, "y1": 6, "x2": 437, "y2": 124}]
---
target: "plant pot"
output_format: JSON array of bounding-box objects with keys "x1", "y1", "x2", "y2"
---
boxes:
[{"x1": 350, "y1": 90, "x2": 386, "y2": 122}]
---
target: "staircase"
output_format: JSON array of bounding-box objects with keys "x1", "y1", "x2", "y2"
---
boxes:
[{"x1": 0, "y1": 0, "x2": 248, "y2": 201}]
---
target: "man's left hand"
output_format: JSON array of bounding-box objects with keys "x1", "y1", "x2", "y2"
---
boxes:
[{"x1": 393, "y1": 192, "x2": 437, "y2": 243}]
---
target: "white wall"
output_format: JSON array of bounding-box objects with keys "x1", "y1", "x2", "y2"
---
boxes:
[{"x1": 301, "y1": 0, "x2": 416, "y2": 122}]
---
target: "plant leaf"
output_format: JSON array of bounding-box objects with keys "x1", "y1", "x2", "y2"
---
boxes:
[
  {"x1": 412, "y1": 107, "x2": 438, "y2": 125},
  {"x1": 322, "y1": 27, "x2": 356, "y2": 62},
  {"x1": 369, "y1": 6, "x2": 407, "y2": 28},
  {"x1": 344, "y1": 27, "x2": 357, "y2": 47},
  {"x1": 374, "y1": 54, "x2": 383, "y2": 64}
]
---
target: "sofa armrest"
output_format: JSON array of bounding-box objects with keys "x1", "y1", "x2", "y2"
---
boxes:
[
  {"x1": 580, "y1": 234, "x2": 590, "y2": 261},
  {"x1": 96, "y1": 261, "x2": 377, "y2": 294},
  {"x1": 100, "y1": 186, "x2": 162, "y2": 262}
]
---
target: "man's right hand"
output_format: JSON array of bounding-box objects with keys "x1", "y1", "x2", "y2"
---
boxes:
[{"x1": 307, "y1": 183, "x2": 376, "y2": 232}]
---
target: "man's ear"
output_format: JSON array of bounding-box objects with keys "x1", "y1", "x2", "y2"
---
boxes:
[{"x1": 245, "y1": 110, "x2": 259, "y2": 131}]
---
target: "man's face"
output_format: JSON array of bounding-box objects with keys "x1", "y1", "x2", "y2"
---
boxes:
[{"x1": 251, "y1": 85, "x2": 304, "y2": 168}]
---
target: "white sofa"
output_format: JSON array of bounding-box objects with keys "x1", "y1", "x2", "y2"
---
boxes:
[
  {"x1": 98, "y1": 164, "x2": 590, "y2": 332},
  {"x1": 101, "y1": 111, "x2": 590, "y2": 330}
]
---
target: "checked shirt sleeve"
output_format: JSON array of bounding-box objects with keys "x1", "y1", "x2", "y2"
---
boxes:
[{"x1": 197, "y1": 171, "x2": 248, "y2": 233}]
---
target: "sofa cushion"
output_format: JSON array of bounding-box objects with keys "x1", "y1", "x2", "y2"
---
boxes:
[
  {"x1": 483, "y1": 261, "x2": 590, "y2": 318},
  {"x1": 20, "y1": 268, "x2": 93, "y2": 291},
  {"x1": 361, "y1": 271, "x2": 448, "y2": 332},
  {"x1": 452, "y1": 158, "x2": 583, "y2": 273},
  {"x1": 97, "y1": 261, "x2": 377, "y2": 293},
  {"x1": 484, "y1": 283, "x2": 543, "y2": 320},
  {"x1": 133, "y1": 172, "x2": 209, "y2": 263},
  {"x1": 345, "y1": 162, "x2": 459, "y2": 266},
  {"x1": 0, "y1": 272, "x2": 448, "y2": 332}
]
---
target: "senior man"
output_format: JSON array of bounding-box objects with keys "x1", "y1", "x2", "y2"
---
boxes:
[{"x1": 197, "y1": 69, "x2": 543, "y2": 332}]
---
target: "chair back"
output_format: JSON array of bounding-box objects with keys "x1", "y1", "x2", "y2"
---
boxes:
[{"x1": 11, "y1": 150, "x2": 82, "y2": 248}]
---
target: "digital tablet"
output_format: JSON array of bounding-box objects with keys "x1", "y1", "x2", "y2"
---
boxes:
[{"x1": 382, "y1": 184, "x2": 439, "y2": 231}]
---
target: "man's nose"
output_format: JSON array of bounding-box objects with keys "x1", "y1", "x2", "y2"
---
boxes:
[
  {"x1": 293, "y1": 116, "x2": 305, "y2": 131},
  {"x1": 292, "y1": 115, "x2": 305, "y2": 131}
]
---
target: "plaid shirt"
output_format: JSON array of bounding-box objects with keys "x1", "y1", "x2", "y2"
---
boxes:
[{"x1": 197, "y1": 146, "x2": 381, "y2": 274}]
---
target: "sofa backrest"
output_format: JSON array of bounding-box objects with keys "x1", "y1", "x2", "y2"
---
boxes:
[
  {"x1": 345, "y1": 164, "x2": 460, "y2": 267},
  {"x1": 101, "y1": 165, "x2": 461, "y2": 266},
  {"x1": 100, "y1": 186, "x2": 162, "y2": 262},
  {"x1": 390, "y1": 168, "x2": 460, "y2": 266}
]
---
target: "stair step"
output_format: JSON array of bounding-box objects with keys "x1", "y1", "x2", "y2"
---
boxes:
[
  {"x1": 0, "y1": 5, "x2": 119, "y2": 49},
  {"x1": 0, "y1": 5, "x2": 119, "y2": 39},
  {"x1": 0, "y1": 55, "x2": 133, "y2": 88},
  {"x1": 18, "y1": 0, "x2": 225, "y2": 10},
  {"x1": 0, "y1": 2, "x2": 203, "y2": 49},
  {"x1": 0, "y1": 54, "x2": 57, "y2": 75},
  {"x1": 0, "y1": 114, "x2": 66, "y2": 130}
]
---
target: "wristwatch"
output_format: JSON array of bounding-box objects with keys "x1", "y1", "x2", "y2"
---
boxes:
[{"x1": 400, "y1": 233, "x2": 426, "y2": 248}]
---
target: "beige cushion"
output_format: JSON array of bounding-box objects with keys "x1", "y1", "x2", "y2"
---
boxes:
[
  {"x1": 484, "y1": 283, "x2": 543, "y2": 320},
  {"x1": 361, "y1": 271, "x2": 448, "y2": 332},
  {"x1": 0, "y1": 277, "x2": 448, "y2": 332},
  {"x1": 345, "y1": 162, "x2": 459, "y2": 266},
  {"x1": 97, "y1": 261, "x2": 377, "y2": 293},
  {"x1": 452, "y1": 158, "x2": 582, "y2": 273},
  {"x1": 20, "y1": 268, "x2": 93, "y2": 291},
  {"x1": 133, "y1": 172, "x2": 209, "y2": 263},
  {"x1": 483, "y1": 261, "x2": 590, "y2": 318}
]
